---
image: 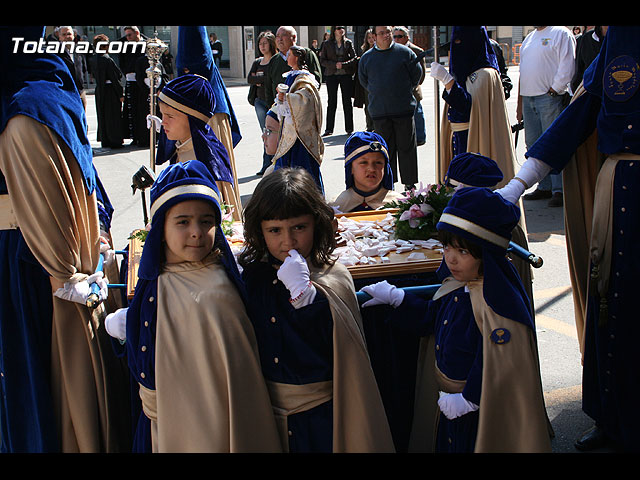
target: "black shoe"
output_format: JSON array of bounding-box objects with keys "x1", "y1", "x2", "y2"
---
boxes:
[
  {"x1": 548, "y1": 192, "x2": 563, "y2": 207},
  {"x1": 524, "y1": 188, "x2": 552, "y2": 200},
  {"x1": 322, "y1": 131, "x2": 333, "y2": 137},
  {"x1": 404, "y1": 184, "x2": 416, "y2": 192},
  {"x1": 575, "y1": 425, "x2": 608, "y2": 451}
]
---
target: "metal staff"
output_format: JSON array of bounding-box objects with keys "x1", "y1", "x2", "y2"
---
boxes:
[
  {"x1": 131, "y1": 165, "x2": 156, "y2": 225},
  {"x1": 433, "y1": 25, "x2": 442, "y2": 182},
  {"x1": 145, "y1": 32, "x2": 168, "y2": 173}
]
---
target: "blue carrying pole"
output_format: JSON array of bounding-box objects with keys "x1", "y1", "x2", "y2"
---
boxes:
[
  {"x1": 86, "y1": 250, "x2": 128, "y2": 309},
  {"x1": 507, "y1": 241, "x2": 543, "y2": 268},
  {"x1": 356, "y1": 284, "x2": 442, "y2": 304}
]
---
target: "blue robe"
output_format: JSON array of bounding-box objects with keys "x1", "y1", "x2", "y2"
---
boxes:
[
  {"x1": 0, "y1": 27, "x2": 105, "y2": 452},
  {"x1": 443, "y1": 26, "x2": 500, "y2": 157},
  {"x1": 392, "y1": 286, "x2": 482, "y2": 452},
  {"x1": 242, "y1": 260, "x2": 334, "y2": 452},
  {"x1": 527, "y1": 89, "x2": 640, "y2": 452}
]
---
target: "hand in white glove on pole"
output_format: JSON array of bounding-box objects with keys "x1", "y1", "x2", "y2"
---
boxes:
[
  {"x1": 430, "y1": 61, "x2": 454, "y2": 86},
  {"x1": 54, "y1": 271, "x2": 108, "y2": 305},
  {"x1": 146, "y1": 114, "x2": 162, "y2": 133},
  {"x1": 105, "y1": 307, "x2": 128, "y2": 342},
  {"x1": 438, "y1": 392, "x2": 479, "y2": 420},
  {"x1": 359, "y1": 280, "x2": 405, "y2": 308}
]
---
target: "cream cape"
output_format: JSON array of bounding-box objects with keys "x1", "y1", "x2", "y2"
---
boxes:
[
  {"x1": 273, "y1": 73, "x2": 324, "y2": 166},
  {"x1": 561, "y1": 84, "x2": 606, "y2": 356},
  {"x1": 438, "y1": 67, "x2": 533, "y2": 309},
  {"x1": 330, "y1": 187, "x2": 403, "y2": 213},
  {"x1": 174, "y1": 113, "x2": 243, "y2": 222},
  {"x1": 149, "y1": 256, "x2": 281, "y2": 452},
  {"x1": 0, "y1": 114, "x2": 130, "y2": 452},
  {"x1": 409, "y1": 277, "x2": 551, "y2": 453},
  {"x1": 305, "y1": 261, "x2": 395, "y2": 452},
  {"x1": 438, "y1": 67, "x2": 517, "y2": 187}
]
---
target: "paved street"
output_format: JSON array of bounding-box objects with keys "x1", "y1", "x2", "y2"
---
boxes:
[{"x1": 89, "y1": 66, "x2": 609, "y2": 453}]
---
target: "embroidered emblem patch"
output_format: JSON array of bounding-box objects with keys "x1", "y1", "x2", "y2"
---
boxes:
[
  {"x1": 490, "y1": 328, "x2": 510, "y2": 344},
  {"x1": 604, "y1": 55, "x2": 640, "y2": 102},
  {"x1": 369, "y1": 141, "x2": 383, "y2": 152}
]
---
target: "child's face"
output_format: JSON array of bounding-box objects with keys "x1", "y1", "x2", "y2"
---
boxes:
[
  {"x1": 261, "y1": 214, "x2": 315, "y2": 263},
  {"x1": 287, "y1": 48, "x2": 299, "y2": 69},
  {"x1": 159, "y1": 102, "x2": 191, "y2": 143},
  {"x1": 262, "y1": 114, "x2": 280, "y2": 156},
  {"x1": 443, "y1": 243, "x2": 482, "y2": 282},
  {"x1": 351, "y1": 152, "x2": 386, "y2": 192},
  {"x1": 163, "y1": 199, "x2": 218, "y2": 264}
]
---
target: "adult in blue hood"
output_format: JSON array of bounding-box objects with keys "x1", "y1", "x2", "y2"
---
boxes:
[{"x1": 0, "y1": 26, "x2": 130, "y2": 452}]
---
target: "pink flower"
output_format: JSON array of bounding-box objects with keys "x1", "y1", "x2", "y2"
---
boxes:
[
  {"x1": 415, "y1": 181, "x2": 431, "y2": 196},
  {"x1": 222, "y1": 205, "x2": 235, "y2": 222},
  {"x1": 399, "y1": 203, "x2": 434, "y2": 228}
]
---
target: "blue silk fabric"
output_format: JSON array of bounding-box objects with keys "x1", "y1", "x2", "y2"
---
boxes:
[
  {"x1": 175, "y1": 26, "x2": 241, "y2": 147},
  {"x1": 156, "y1": 74, "x2": 234, "y2": 184},
  {"x1": 444, "y1": 152, "x2": 503, "y2": 188},
  {"x1": 526, "y1": 26, "x2": 640, "y2": 451},
  {"x1": 437, "y1": 153, "x2": 504, "y2": 281},
  {"x1": 0, "y1": 26, "x2": 95, "y2": 194},
  {"x1": 125, "y1": 161, "x2": 246, "y2": 452},
  {"x1": 242, "y1": 259, "x2": 334, "y2": 452}
]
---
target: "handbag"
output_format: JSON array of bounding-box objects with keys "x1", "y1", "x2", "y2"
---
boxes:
[{"x1": 248, "y1": 84, "x2": 257, "y2": 106}]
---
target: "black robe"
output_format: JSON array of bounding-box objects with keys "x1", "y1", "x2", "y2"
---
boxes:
[{"x1": 90, "y1": 53, "x2": 124, "y2": 148}]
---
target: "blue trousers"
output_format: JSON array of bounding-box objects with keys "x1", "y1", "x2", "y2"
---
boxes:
[{"x1": 522, "y1": 93, "x2": 565, "y2": 193}]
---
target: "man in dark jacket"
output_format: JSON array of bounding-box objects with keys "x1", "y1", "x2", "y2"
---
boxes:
[{"x1": 358, "y1": 25, "x2": 422, "y2": 190}]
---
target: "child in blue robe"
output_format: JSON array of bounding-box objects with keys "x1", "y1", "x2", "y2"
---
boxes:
[
  {"x1": 238, "y1": 167, "x2": 394, "y2": 452},
  {"x1": 269, "y1": 46, "x2": 325, "y2": 194},
  {"x1": 360, "y1": 187, "x2": 551, "y2": 452},
  {"x1": 105, "y1": 161, "x2": 280, "y2": 452},
  {"x1": 330, "y1": 131, "x2": 402, "y2": 213}
]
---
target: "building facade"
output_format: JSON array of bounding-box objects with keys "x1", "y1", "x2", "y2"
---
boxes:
[{"x1": 68, "y1": 25, "x2": 574, "y2": 80}]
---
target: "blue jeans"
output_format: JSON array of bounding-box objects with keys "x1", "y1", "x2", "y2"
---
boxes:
[
  {"x1": 254, "y1": 97, "x2": 273, "y2": 172},
  {"x1": 522, "y1": 93, "x2": 565, "y2": 193}
]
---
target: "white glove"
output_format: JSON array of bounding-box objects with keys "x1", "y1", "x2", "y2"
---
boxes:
[
  {"x1": 494, "y1": 179, "x2": 526, "y2": 205},
  {"x1": 495, "y1": 157, "x2": 552, "y2": 204},
  {"x1": 277, "y1": 250, "x2": 312, "y2": 300},
  {"x1": 105, "y1": 307, "x2": 128, "y2": 342},
  {"x1": 438, "y1": 393, "x2": 479, "y2": 420},
  {"x1": 99, "y1": 240, "x2": 116, "y2": 266},
  {"x1": 430, "y1": 62, "x2": 454, "y2": 85},
  {"x1": 359, "y1": 280, "x2": 405, "y2": 308},
  {"x1": 54, "y1": 271, "x2": 108, "y2": 305},
  {"x1": 146, "y1": 114, "x2": 162, "y2": 133}
]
